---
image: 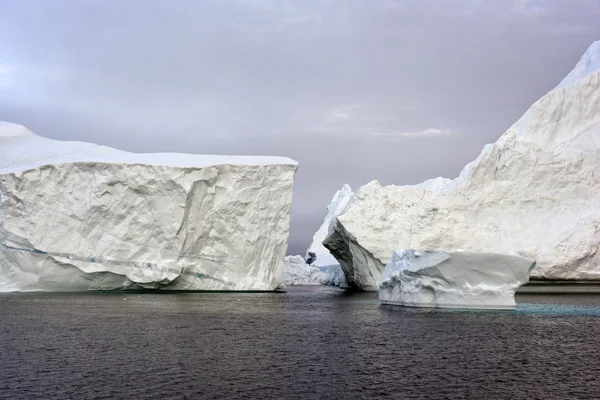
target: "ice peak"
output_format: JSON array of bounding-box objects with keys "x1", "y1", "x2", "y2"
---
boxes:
[
  {"x1": 555, "y1": 40, "x2": 600, "y2": 89},
  {"x1": 305, "y1": 184, "x2": 354, "y2": 268},
  {"x1": 0, "y1": 121, "x2": 36, "y2": 140}
]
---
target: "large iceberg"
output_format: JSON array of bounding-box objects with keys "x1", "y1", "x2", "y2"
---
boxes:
[
  {"x1": 0, "y1": 122, "x2": 297, "y2": 291},
  {"x1": 379, "y1": 250, "x2": 536, "y2": 310},
  {"x1": 324, "y1": 40, "x2": 600, "y2": 290}
]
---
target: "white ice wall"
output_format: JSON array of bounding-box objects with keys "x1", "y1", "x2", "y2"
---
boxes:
[{"x1": 0, "y1": 122, "x2": 297, "y2": 291}]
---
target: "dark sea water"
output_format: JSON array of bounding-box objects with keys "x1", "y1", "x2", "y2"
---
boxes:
[{"x1": 1, "y1": 287, "x2": 600, "y2": 400}]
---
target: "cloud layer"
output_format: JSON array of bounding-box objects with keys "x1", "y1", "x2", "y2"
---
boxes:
[{"x1": 1, "y1": 0, "x2": 600, "y2": 254}]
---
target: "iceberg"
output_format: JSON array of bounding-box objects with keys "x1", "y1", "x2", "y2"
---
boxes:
[
  {"x1": 379, "y1": 250, "x2": 536, "y2": 310},
  {"x1": 303, "y1": 184, "x2": 352, "y2": 288},
  {"x1": 324, "y1": 40, "x2": 600, "y2": 290},
  {"x1": 283, "y1": 255, "x2": 348, "y2": 287},
  {"x1": 0, "y1": 122, "x2": 297, "y2": 291},
  {"x1": 305, "y1": 184, "x2": 353, "y2": 268},
  {"x1": 320, "y1": 264, "x2": 348, "y2": 288},
  {"x1": 283, "y1": 255, "x2": 326, "y2": 286}
]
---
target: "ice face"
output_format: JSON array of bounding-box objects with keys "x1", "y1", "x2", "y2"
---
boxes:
[{"x1": 0, "y1": 122, "x2": 297, "y2": 292}]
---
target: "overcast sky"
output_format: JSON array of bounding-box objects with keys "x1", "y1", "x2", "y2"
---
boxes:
[{"x1": 1, "y1": 0, "x2": 600, "y2": 255}]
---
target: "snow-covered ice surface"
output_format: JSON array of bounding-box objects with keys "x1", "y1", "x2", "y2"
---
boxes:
[
  {"x1": 325, "y1": 40, "x2": 600, "y2": 290},
  {"x1": 379, "y1": 250, "x2": 536, "y2": 310},
  {"x1": 0, "y1": 122, "x2": 294, "y2": 173},
  {"x1": 0, "y1": 122, "x2": 297, "y2": 291}
]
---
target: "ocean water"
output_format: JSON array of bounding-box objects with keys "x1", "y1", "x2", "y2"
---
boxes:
[{"x1": 1, "y1": 287, "x2": 599, "y2": 399}]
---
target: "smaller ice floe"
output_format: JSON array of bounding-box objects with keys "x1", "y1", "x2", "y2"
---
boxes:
[{"x1": 378, "y1": 250, "x2": 536, "y2": 310}]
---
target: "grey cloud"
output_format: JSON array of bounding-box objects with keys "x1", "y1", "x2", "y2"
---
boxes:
[{"x1": 1, "y1": 0, "x2": 600, "y2": 254}]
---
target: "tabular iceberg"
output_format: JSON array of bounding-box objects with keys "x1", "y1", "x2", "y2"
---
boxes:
[
  {"x1": 0, "y1": 122, "x2": 297, "y2": 292},
  {"x1": 324, "y1": 40, "x2": 600, "y2": 290},
  {"x1": 379, "y1": 250, "x2": 536, "y2": 310}
]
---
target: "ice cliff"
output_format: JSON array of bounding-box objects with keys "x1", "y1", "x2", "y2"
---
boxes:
[
  {"x1": 324, "y1": 40, "x2": 600, "y2": 290},
  {"x1": 379, "y1": 250, "x2": 536, "y2": 310},
  {"x1": 0, "y1": 122, "x2": 297, "y2": 291}
]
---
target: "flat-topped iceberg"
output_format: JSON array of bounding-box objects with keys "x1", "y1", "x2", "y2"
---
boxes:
[
  {"x1": 379, "y1": 250, "x2": 536, "y2": 310},
  {"x1": 324, "y1": 40, "x2": 600, "y2": 290},
  {"x1": 0, "y1": 122, "x2": 297, "y2": 291}
]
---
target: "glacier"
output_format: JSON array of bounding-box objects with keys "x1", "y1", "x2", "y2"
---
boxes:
[
  {"x1": 379, "y1": 250, "x2": 536, "y2": 310},
  {"x1": 0, "y1": 122, "x2": 297, "y2": 291},
  {"x1": 324, "y1": 39, "x2": 600, "y2": 290}
]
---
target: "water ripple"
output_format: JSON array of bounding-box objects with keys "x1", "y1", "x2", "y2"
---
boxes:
[{"x1": 0, "y1": 289, "x2": 599, "y2": 399}]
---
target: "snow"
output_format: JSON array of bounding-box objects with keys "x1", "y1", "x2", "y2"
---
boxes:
[
  {"x1": 378, "y1": 250, "x2": 536, "y2": 310},
  {"x1": 305, "y1": 184, "x2": 354, "y2": 268},
  {"x1": 0, "y1": 121, "x2": 297, "y2": 174},
  {"x1": 324, "y1": 39, "x2": 600, "y2": 290},
  {"x1": 0, "y1": 122, "x2": 297, "y2": 291}
]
